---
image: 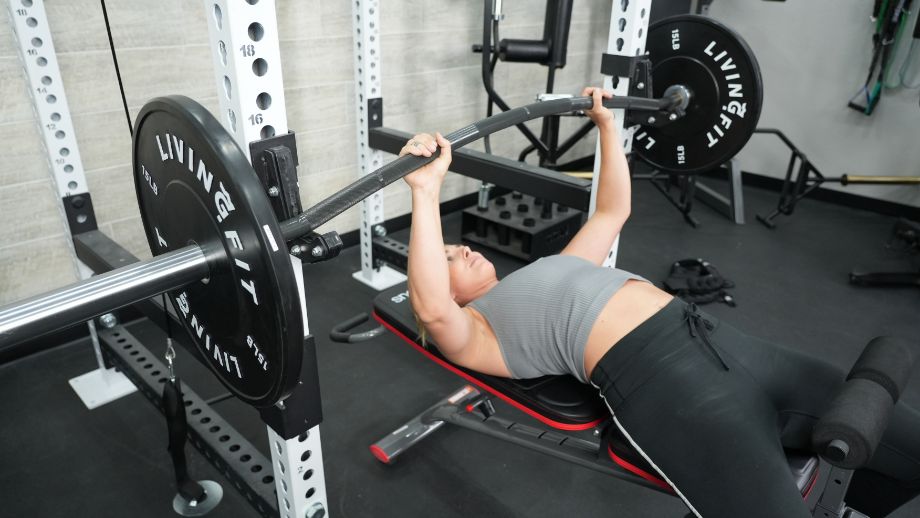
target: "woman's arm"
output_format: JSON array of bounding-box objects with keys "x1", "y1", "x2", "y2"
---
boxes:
[
  {"x1": 403, "y1": 133, "x2": 475, "y2": 358},
  {"x1": 560, "y1": 87, "x2": 631, "y2": 265}
]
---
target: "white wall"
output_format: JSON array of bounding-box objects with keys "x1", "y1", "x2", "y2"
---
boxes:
[
  {"x1": 0, "y1": 1, "x2": 613, "y2": 304},
  {"x1": 708, "y1": 1, "x2": 920, "y2": 207}
]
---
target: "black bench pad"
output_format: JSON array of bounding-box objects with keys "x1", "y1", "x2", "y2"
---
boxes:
[{"x1": 373, "y1": 283, "x2": 607, "y2": 430}]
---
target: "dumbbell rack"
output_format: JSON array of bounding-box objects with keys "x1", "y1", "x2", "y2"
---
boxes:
[{"x1": 461, "y1": 193, "x2": 583, "y2": 262}]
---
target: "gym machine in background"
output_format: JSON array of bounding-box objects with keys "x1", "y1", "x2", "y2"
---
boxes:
[
  {"x1": 749, "y1": 129, "x2": 919, "y2": 289},
  {"x1": 755, "y1": 128, "x2": 920, "y2": 229},
  {"x1": 470, "y1": 1, "x2": 757, "y2": 240},
  {"x1": 473, "y1": 0, "x2": 590, "y2": 171},
  {"x1": 850, "y1": 218, "x2": 920, "y2": 288}
]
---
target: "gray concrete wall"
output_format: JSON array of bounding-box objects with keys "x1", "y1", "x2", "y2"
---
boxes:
[{"x1": 0, "y1": 0, "x2": 612, "y2": 304}]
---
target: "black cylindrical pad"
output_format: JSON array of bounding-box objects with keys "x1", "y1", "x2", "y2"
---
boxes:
[
  {"x1": 848, "y1": 336, "x2": 915, "y2": 403},
  {"x1": 498, "y1": 39, "x2": 551, "y2": 63},
  {"x1": 813, "y1": 378, "x2": 895, "y2": 469}
]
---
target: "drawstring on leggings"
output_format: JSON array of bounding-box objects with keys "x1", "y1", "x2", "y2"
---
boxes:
[{"x1": 684, "y1": 303, "x2": 729, "y2": 371}]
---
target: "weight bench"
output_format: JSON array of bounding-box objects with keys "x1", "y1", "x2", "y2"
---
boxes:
[
  {"x1": 368, "y1": 283, "x2": 915, "y2": 516},
  {"x1": 371, "y1": 283, "x2": 896, "y2": 515}
]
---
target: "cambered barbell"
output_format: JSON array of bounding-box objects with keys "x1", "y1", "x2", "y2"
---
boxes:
[{"x1": 0, "y1": 15, "x2": 763, "y2": 407}]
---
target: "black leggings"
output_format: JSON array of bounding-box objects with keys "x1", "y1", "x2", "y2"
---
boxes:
[{"x1": 589, "y1": 298, "x2": 920, "y2": 517}]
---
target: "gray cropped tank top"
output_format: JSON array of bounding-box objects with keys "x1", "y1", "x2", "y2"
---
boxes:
[{"x1": 468, "y1": 255, "x2": 647, "y2": 384}]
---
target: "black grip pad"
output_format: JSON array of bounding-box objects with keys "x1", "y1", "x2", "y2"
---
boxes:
[
  {"x1": 848, "y1": 336, "x2": 915, "y2": 403},
  {"x1": 499, "y1": 39, "x2": 551, "y2": 63},
  {"x1": 813, "y1": 378, "x2": 894, "y2": 469}
]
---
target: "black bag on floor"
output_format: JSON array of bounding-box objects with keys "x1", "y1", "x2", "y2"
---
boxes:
[{"x1": 664, "y1": 258, "x2": 736, "y2": 306}]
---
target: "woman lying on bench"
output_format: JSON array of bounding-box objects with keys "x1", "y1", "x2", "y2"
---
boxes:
[{"x1": 402, "y1": 87, "x2": 920, "y2": 518}]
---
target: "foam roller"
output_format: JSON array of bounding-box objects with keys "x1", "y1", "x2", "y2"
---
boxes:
[
  {"x1": 847, "y1": 336, "x2": 914, "y2": 402},
  {"x1": 813, "y1": 378, "x2": 894, "y2": 469},
  {"x1": 813, "y1": 336, "x2": 915, "y2": 469}
]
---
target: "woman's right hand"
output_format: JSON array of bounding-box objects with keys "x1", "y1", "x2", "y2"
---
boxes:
[{"x1": 401, "y1": 132, "x2": 452, "y2": 193}]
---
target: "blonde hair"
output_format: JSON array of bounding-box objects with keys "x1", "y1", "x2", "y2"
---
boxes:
[{"x1": 413, "y1": 312, "x2": 429, "y2": 348}]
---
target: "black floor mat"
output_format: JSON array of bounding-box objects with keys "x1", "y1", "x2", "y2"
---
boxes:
[{"x1": 1, "y1": 180, "x2": 918, "y2": 518}]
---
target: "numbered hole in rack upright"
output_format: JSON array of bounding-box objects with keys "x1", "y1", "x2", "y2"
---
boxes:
[
  {"x1": 213, "y1": 4, "x2": 222, "y2": 29},
  {"x1": 618, "y1": 18, "x2": 626, "y2": 32},
  {"x1": 64, "y1": 165, "x2": 73, "y2": 173},
  {"x1": 55, "y1": 130, "x2": 65, "y2": 139},
  {"x1": 46, "y1": 94, "x2": 56, "y2": 104},
  {"x1": 50, "y1": 112, "x2": 61, "y2": 122},
  {"x1": 260, "y1": 125, "x2": 275, "y2": 139},
  {"x1": 252, "y1": 58, "x2": 268, "y2": 77},
  {"x1": 616, "y1": 38, "x2": 624, "y2": 52},
  {"x1": 31, "y1": 37, "x2": 42, "y2": 48},
  {"x1": 36, "y1": 57, "x2": 47, "y2": 66},
  {"x1": 256, "y1": 92, "x2": 271, "y2": 110},
  {"x1": 60, "y1": 147, "x2": 69, "y2": 156},
  {"x1": 22, "y1": 0, "x2": 34, "y2": 7},
  {"x1": 248, "y1": 22, "x2": 264, "y2": 41},
  {"x1": 41, "y1": 76, "x2": 52, "y2": 86},
  {"x1": 227, "y1": 109, "x2": 237, "y2": 133},
  {"x1": 68, "y1": 181, "x2": 77, "y2": 190},
  {"x1": 26, "y1": 17, "x2": 37, "y2": 27},
  {"x1": 246, "y1": 0, "x2": 258, "y2": 4}
]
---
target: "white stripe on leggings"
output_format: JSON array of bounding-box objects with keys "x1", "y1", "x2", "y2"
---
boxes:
[{"x1": 592, "y1": 381, "x2": 703, "y2": 518}]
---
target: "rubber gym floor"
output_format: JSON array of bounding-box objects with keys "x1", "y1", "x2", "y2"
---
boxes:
[{"x1": 1, "y1": 179, "x2": 918, "y2": 518}]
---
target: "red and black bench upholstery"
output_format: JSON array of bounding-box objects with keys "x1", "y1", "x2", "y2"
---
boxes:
[
  {"x1": 371, "y1": 282, "x2": 820, "y2": 498},
  {"x1": 372, "y1": 284, "x2": 606, "y2": 431}
]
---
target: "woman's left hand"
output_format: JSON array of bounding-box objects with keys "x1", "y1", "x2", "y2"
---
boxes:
[{"x1": 582, "y1": 86, "x2": 615, "y2": 129}]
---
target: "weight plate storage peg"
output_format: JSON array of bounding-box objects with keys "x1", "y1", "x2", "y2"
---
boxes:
[
  {"x1": 133, "y1": 96, "x2": 304, "y2": 407},
  {"x1": 634, "y1": 15, "x2": 763, "y2": 173}
]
